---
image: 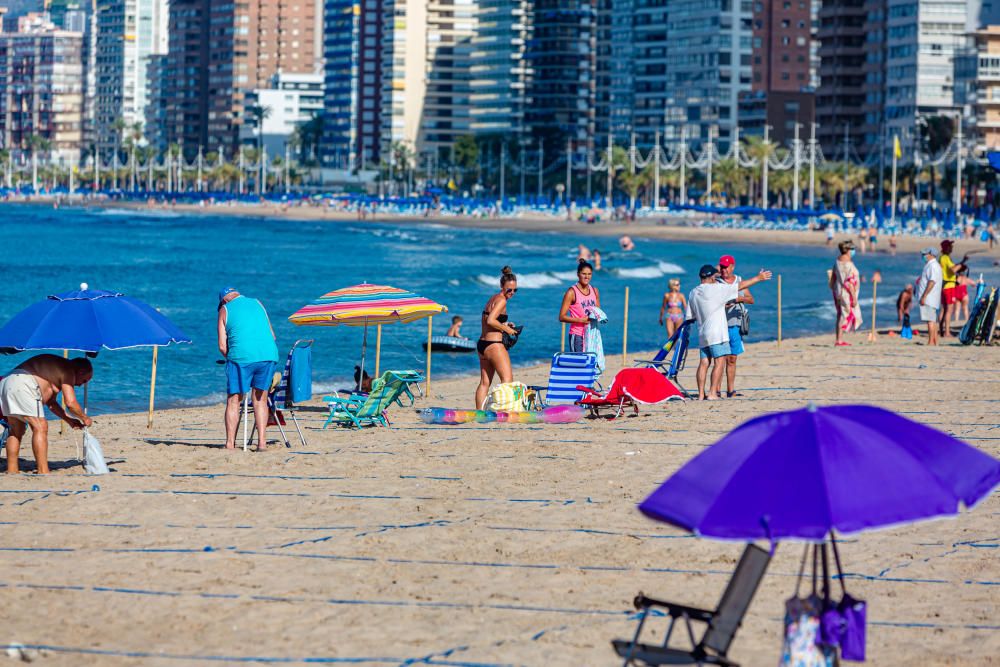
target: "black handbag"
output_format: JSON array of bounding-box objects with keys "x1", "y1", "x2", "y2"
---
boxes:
[
  {"x1": 739, "y1": 306, "x2": 751, "y2": 337},
  {"x1": 503, "y1": 325, "x2": 524, "y2": 350}
]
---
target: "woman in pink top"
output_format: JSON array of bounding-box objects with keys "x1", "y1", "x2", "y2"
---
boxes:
[{"x1": 559, "y1": 260, "x2": 601, "y2": 352}]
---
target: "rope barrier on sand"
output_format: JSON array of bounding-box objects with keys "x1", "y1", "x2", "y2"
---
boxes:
[{"x1": 0, "y1": 643, "x2": 514, "y2": 666}]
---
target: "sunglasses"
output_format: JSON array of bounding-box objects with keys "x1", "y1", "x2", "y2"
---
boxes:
[{"x1": 504, "y1": 288, "x2": 518, "y2": 295}]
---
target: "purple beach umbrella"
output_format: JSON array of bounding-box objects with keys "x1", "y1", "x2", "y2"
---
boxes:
[{"x1": 640, "y1": 404, "x2": 1000, "y2": 541}]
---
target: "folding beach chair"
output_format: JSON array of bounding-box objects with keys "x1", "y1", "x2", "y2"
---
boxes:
[
  {"x1": 577, "y1": 367, "x2": 685, "y2": 419},
  {"x1": 527, "y1": 352, "x2": 600, "y2": 408},
  {"x1": 612, "y1": 544, "x2": 771, "y2": 667},
  {"x1": 634, "y1": 319, "x2": 694, "y2": 397},
  {"x1": 322, "y1": 371, "x2": 411, "y2": 429},
  {"x1": 241, "y1": 340, "x2": 313, "y2": 450}
]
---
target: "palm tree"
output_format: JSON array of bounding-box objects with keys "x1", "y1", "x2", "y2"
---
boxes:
[
  {"x1": 712, "y1": 158, "x2": 746, "y2": 205},
  {"x1": 110, "y1": 117, "x2": 127, "y2": 189},
  {"x1": 0, "y1": 148, "x2": 10, "y2": 188},
  {"x1": 126, "y1": 122, "x2": 143, "y2": 191},
  {"x1": 27, "y1": 134, "x2": 51, "y2": 193}
]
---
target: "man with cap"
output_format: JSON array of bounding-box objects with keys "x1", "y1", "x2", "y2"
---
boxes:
[
  {"x1": 686, "y1": 264, "x2": 772, "y2": 400},
  {"x1": 717, "y1": 254, "x2": 753, "y2": 398},
  {"x1": 937, "y1": 240, "x2": 967, "y2": 338},
  {"x1": 217, "y1": 288, "x2": 279, "y2": 450},
  {"x1": 916, "y1": 247, "x2": 943, "y2": 346}
]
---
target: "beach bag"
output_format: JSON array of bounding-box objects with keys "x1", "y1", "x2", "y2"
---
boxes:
[
  {"x1": 826, "y1": 539, "x2": 867, "y2": 661},
  {"x1": 483, "y1": 382, "x2": 530, "y2": 412},
  {"x1": 502, "y1": 325, "x2": 524, "y2": 350},
  {"x1": 82, "y1": 428, "x2": 109, "y2": 475},
  {"x1": 780, "y1": 547, "x2": 835, "y2": 667}
]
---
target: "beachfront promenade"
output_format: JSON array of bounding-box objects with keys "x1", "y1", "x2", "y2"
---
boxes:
[{"x1": 1, "y1": 334, "x2": 998, "y2": 665}]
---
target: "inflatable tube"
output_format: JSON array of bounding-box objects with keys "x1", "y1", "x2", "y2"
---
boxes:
[
  {"x1": 423, "y1": 335, "x2": 477, "y2": 353},
  {"x1": 416, "y1": 405, "x2": 585, "y2": 425}
]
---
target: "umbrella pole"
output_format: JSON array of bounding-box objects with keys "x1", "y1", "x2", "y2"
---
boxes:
[
  {"x1": 147, "y1": 346, "x2": 158, "y2": 429},
  {"x1": 426, "y1": 316, "x2": 433, "y2": 396},
  {"x1": 622, "y1": 286, "x2": 630, "y2": 367},
  {"x1": 777, "y1": 275, "x2": 783, "y2": 347},
  {"x1": 61, "y1": 349, "x2": 68, "y2": 435},
  {"x1": 375, "y1": 324, "x2": 382, "y2": 379},
  {"x1": 359, "y1": 321, "x2": 368, "y2": 391}
]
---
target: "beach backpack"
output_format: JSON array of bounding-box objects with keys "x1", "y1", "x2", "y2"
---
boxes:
[{"x1": 482, "y1": 382, "x2": 531, "y2": 412}]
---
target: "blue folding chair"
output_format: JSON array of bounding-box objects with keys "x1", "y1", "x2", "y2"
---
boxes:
[
  {"x1": 634, "y1": 319, "x2": 694, "y2": 397},
  {"x1": 528, "y1": 352, "x2": 601, "y2": 408}
]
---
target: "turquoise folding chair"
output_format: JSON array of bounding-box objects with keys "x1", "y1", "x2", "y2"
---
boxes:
[{"x1": 322, "y1": 371, "x2": 410, "y2": 429}]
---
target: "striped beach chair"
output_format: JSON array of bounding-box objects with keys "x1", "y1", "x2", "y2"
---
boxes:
[
  {"x1": 241, "y1": 339, "x2": 313, "y2": 449},
  {"x1": 528, "y1": 352, "x2": 600, "y2": 408}
]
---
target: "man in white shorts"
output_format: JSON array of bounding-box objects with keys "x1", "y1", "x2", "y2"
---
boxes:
[
  {"x1": 916, "y1": 247, "x2": 943, "y2": 346},
  {"x1": 1, "y1": 354, "x2": 93, "y2": 474}
]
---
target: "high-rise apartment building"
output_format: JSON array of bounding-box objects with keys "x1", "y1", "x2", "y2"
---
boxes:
[
  {"x1": 971, "y1": 25, "x2": 1000, "y2": 151},
  {"x1": 815, "y1": 0, "x2": 876, "y2": 158},
  {"x1": 739, "y1": 0, "x2": 815, "y2": 144},
  {"x1": 525, "y1": 0, "x2": 598, "y2": 155},
  {"x1": 468, "y1": 0, "x2": 531, "y2": 139},
  {"x1": 884, "y1": 0, "x2": 989, "y2": 154},
  {"x1": 612, "y1": 0, "x2": 752, "y2": 151},
  {"x1": 160, "y1": 0, "x2": 321, "y2": 159},
  {"x1": 379, "y1": 0, "x2": 427, "y2": 155},
  {"x1": 0, "y1": 17, "x2": 85, "y2": 163},
  {"x1": 420, "y1": 0, "x2": 476, "y2": 158},
  {"x1": 94, "y1": 0, "x2": 169, "y2": 153}
]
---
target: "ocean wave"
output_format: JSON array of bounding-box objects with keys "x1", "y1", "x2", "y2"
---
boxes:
[
  {"x1": 612, "y1": 261, "x2": 685, "y2": 280},
  {"x1": 551, "y1": 270, "x2": 580, "y2": 281},
  {"x1": 476, "y1": 272, "x2": 562, "y2": 289},
  {"x1": 94, "y1": 208, "x2": 183, "y2": 219}
]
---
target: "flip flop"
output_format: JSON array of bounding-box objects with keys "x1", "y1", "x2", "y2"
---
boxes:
[
  {"x1": 835, "y1": 341, "x2": 851, "y2": 347},
  {"x1": 726, "y1": 391, "x2": 744, "y2": 398}
]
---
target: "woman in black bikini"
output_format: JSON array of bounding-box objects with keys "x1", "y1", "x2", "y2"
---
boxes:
[{"x1": 475, "y1": 266, "x2": 519, "y2": 408}]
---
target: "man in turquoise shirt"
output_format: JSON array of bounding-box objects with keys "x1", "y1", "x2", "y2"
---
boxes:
[{"x1": 217, "y1": 287, "x2": 279, "y2": 450}]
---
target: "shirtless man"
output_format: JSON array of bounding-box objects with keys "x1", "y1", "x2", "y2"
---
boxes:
[{"x1": 0, "y1": 355, "x2": 93, "y2": 474}]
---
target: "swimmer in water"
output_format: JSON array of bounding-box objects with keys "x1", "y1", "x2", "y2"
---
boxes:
[
  {"x1": 592, "y1": 249, "x2": 602, "y2": 271},
  {"x1": 619, "y1": 235, "x2": 634, "y2": 251},
  {"x1": 577, "y1": 244, "x2": 592, "y2": 263}
]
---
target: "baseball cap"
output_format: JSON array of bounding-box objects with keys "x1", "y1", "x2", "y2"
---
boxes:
[
  {"x1": 219, "y1": 287, "x2": 239, "y2": 302},
  {"x1": 699, "y1": 264, "x2": 720, "y2": 279},
  {"x1": 920, "y1": 247, "x2": 935, "y2": 257},
  {"x1": 940, "y1": 239, "x2": 954, "y2": 251},
  {"x1": 719, "y1": 254, "x2": 735, "y2": 267}
]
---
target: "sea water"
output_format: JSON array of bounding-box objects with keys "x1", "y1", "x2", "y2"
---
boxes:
[{"x1": 2, "y1": 203, "x2": 995, "y2": 414}]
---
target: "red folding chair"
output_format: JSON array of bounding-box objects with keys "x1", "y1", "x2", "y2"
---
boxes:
[{"x1": 577, "y1": 368, "x2": 685, "y2": 419}]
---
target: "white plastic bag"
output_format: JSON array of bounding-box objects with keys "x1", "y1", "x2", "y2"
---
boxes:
[{"x1": 83, "y1": 428, "x2": 109, "y2": 475}]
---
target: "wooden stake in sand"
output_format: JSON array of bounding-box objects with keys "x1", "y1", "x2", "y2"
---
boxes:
[
  {"x1": 868, "y1": 272, "x2": 881, "y2": 342},
  {"x1": 147, "y1": 346, "x2": 158, "y2": 429},
  {"x1": 425, "y1": 316, "x2": 433, "y2": 396},
  {"x1": 622, "y1": 286, "x2": 630, "y2": 365},
  {"x1": 777, "y1": 275, "x2": 783, "y2": 347},
  {"x1": 375, "y1": 324, "x2": 382, "y2": 378}
]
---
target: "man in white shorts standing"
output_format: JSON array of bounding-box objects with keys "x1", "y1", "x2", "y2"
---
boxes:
[
  {"x1": 916, "y1": 247, "x2": 943, "y2": 346},
  {"x1": 0, "y1": 354, "x2": 92, "y2": 474}
]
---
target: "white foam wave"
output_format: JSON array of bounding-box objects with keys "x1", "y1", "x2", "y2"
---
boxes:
[
  {"x1": 610, "y1": 261, "x2": 686, "y2": 280},
  {"x1": 476, "y1": 272, "x2": 562, "y2": 289},
  {"x1": 657, "y1": 261, "x2": 685, "y2": 274},
  {"x1": 551, "y1": 270, "x2": 580, "y2": 281}
]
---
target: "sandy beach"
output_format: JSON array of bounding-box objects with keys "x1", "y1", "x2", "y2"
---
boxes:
[
  {"x1": 63, "y1": 199, "x2": 1000, "y2": 261},
  {"x1": 2, "y1": 331, "x2": 998, "y2": 665}
]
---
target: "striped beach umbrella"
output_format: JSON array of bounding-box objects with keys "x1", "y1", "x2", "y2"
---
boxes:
[{"x1": 289, "y1": 283, "x2": 447, "y2": 391}]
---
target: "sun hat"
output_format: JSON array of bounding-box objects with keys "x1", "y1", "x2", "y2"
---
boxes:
[
  {"x1": 699, "y1": 264, "x2": 720, "y2": 279},
  {"x1": 921, "y1": 247, "x2": 936, "y2": 257},
  {"x1": 218, "y1": 287, "x2": 239, "y2": 303},
  {"x1": 719, "y1": 255, "x2": 735, "y2": 267}
]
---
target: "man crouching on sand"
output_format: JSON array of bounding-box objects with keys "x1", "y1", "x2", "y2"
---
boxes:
[{"x1": 1, "y1": 355, "x2": 93, "y2": 474}]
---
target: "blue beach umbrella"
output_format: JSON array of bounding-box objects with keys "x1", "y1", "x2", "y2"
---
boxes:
[{"x1": 0, "y1": 284, "x2": 192, "y2": 426}]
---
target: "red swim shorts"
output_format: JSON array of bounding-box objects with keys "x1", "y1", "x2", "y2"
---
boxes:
[
  {"x1": 942, "y1": 286, "x2": 958, "y2": 305},
  {"x1": 954, "y1": 283, "x2": 967, "y2": 301}
]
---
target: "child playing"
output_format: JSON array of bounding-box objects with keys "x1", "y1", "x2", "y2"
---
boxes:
[{"x1": 446, "y1": 315, "x2": 466, "y2": 338}]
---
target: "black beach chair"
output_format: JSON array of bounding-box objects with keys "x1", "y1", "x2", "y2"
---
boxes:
[{"x1": 612, "y1": 543, "x2": 771, "y2": 667}]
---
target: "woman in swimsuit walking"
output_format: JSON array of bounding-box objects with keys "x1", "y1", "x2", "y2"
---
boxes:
[
  {"x1": 658, "y1": 278, "x2": 687, "y2": 338},
  {"x1": 475, "y1": 266, "x2": 519, "y2": 408},
  {"x1": 559, "y1": 260, "x2": 600, "y2": 352}
]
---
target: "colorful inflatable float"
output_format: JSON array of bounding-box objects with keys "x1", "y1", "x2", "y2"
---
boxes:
[{"x1": 416, "y1": 405, "x2": 585, "y2": 425}]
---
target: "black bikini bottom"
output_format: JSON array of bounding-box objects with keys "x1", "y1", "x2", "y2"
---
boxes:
[{"x1": 477, "y1": 339, "x2": 502, "y2": 356}]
